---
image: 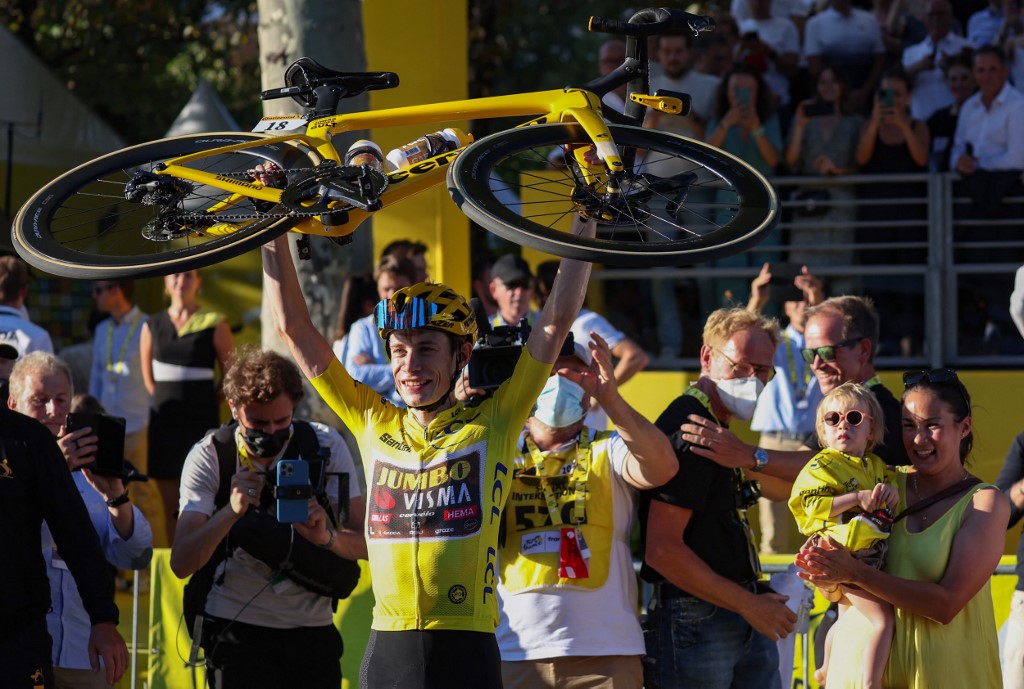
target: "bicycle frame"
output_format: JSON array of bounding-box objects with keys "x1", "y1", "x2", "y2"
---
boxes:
[{"x1": 158, "y1": 86, "x2": 616, "y2": 238}]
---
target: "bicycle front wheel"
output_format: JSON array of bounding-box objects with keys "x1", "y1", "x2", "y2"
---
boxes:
[
  {"x1": 12, "y1": 133, "x2": 323, "y2": 279},
  {"x1": 448, "y1": 123, "x2": 778, "y2": 266}
]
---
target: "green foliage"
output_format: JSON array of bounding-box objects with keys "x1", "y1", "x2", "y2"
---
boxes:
[{"x1": 2, "y1": 0, "x2": 264, "y2": 143}]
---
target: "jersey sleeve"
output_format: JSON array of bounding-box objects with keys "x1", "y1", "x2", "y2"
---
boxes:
[
  {"x1": 310, "y1": 355, "x2": 388, "y2": 439},
  {"x1": 788, "y1": 451, "x2": 844, "y2": 536}
]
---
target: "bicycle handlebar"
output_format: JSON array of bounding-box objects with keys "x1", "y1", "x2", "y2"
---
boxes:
[
  {"x1": 260, "y1": 71, "x2": 400, "y2": 102},
  {"x1": 589, "y1": 7, "x2": 715, "y2": 37}
]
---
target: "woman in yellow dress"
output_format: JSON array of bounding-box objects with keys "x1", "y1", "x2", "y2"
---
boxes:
[{"x1": 796, "y1": 369, "x2": 1007, "y2": 689}]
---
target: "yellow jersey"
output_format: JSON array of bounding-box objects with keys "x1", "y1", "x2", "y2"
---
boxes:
[
  {"x1": 789, "y1": 447, "x2": 896, "y2": 552},
  {"x1": 311, "y1": 348, "x2": 551, "y2": 633}
]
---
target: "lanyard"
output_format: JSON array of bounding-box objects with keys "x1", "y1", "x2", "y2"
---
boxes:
[
  {"x1": 105, "y1": 311, "x2": 142, "y2": 376},
  {"x1": 863, "y1": 374, "x2": 882, "y2": 389},
  {"x1": 782, "y1": 331, "x2": 811, "y2": 390},
  {"x1": 522, "y1": 427, "x2": 592, "y2": 528}
]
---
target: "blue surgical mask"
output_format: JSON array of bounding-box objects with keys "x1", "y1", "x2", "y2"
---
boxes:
[{"x1": 533, "y1": 375, "x2": 587, "y2": 428}]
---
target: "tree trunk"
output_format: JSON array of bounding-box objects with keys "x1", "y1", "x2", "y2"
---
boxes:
[{"x1": 257, "y1": 0, "x2": 373, "y2": 424}]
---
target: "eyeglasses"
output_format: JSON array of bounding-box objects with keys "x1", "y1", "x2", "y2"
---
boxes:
[
  {"x1": 92, "y1": 283, "x2": 117, "y2": 295},
  {"x1": 374, "y1": 296, "x2": 439, "y2": 332},
  {"x1": 800, "y1": 337, "x2": 863, "y2": 364},
  {"x1": 903, "y1": 368, "x2": 971, "y2": 411},
  {"x1": 823, "y1": 410, "x2": 871, "y2": 427},
  {"x1": 714, "y1": 347, "x2": 776, "y2": 381}
]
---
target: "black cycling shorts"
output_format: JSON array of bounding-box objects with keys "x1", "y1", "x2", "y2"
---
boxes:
[{"x1": 360, "y1": 629, "x2": 503, "y2": 689}]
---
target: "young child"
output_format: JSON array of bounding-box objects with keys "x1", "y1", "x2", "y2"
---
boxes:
[{"x1": 789, "y1": 382, "x2": 898, "y2": 689}]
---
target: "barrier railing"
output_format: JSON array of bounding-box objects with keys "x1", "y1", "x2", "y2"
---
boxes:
[{"x1": 592, "y1": 171, "x2": 1024, "y2": 369}]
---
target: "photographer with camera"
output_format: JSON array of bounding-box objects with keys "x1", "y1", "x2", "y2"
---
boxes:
[
  {"x1": 640, "y1": 307, "x2": 796, "y2": 689},
  {"x1": 170, "y1": 347, "x2": 365, "y2": 689}
]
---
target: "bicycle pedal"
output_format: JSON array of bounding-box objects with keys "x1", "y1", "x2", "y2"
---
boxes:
[{"x1": 296, "y1": 234, "x2": 312, "y2": 260}]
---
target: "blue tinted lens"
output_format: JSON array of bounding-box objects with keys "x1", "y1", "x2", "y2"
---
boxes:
[{"x1": 375, "y1": 297, "x2": 439, "y2": 331}]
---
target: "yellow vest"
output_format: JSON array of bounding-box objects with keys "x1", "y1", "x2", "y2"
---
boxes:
[{"x1": 499, "y1": 429, "x2": 617, "y2": 592}]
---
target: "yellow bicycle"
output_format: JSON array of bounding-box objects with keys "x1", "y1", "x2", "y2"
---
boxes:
[{"x1": 12, "y1": 7, "x2": 778, "y2": 278}]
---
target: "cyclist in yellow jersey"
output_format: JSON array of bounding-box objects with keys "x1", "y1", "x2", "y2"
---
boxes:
[{"x1": 261, "y1": 217, "x2": 596, "y2": 689}]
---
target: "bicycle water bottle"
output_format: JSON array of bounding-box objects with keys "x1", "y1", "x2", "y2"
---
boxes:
[
  {"x1": 385, "y1": 127, "x2": 472, "y2": 171},
  {"x1": 344, "y1": 139, "x2": 386, "y2": 174}
]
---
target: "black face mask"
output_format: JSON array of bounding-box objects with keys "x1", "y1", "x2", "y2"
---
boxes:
[{"x1": 241, "y1": 424, "x2": 291, "y2": 458}]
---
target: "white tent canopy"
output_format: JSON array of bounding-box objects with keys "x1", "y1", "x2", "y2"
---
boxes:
[
  {"x1": 164, "y1": 77, "x2": 240, "y2": 137},
  {"x1": 0, "y1": 26, "x2": 125, "y2": 167}
]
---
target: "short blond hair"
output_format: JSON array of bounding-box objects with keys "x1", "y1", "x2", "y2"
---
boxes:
[
  {"x1": 702, "y1": 307, "x2": 781, "y2": 350},
  {"x1": 815, "y1": 382, "x2": 885, "y2": 452}
]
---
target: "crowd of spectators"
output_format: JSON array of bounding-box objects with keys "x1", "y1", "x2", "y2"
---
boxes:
[{"x1": 590, "y1": 0, "x2": 1024, "y2": 361}]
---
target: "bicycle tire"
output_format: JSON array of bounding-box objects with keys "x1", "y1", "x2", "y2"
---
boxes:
[
  {"x1": 448, "y1": 123, "x2": 778, "y2": 266},
  {"x1": 12, "y1": 133, "x2": 324, "y2": 279}
]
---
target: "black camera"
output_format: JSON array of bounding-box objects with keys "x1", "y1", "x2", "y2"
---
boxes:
[
  {"x1": 735, "y1": 479, "x2": 762, "y2": 510},
  {"x1": 467, "y1": 317, "x2": 530, "y2": 391}
]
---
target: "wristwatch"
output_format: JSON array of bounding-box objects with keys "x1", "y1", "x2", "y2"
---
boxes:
[
  {"x1": 106, "y1": 491, "x2": 130, "y2": 508},
  {"x1": 751, "y1": 448, "x2": 769, "y2": 473}
]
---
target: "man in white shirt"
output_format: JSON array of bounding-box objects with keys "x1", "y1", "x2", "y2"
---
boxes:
[
  {"x1": 951, "y1": 45, "x2": 1024, "y2": 173},
  {"x1": 738, "y1": 0, "x2": 802, "y2": 108},
  {"x1": 0, "y1": 255, "x2": 53, "y2": 358},
  {"x1": 903, "y1": 0, "x2": 975, "y2": 120},
  {"x1": 803, "y1": 0, "x2": 886, "y2": 109}
]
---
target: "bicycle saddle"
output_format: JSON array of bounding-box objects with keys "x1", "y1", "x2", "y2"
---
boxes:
[{"x1": 282, "y1": 57, "x2": 399, "y2": 107}]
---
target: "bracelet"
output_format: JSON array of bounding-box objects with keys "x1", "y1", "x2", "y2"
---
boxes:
[
  {"x1": 105, "y1": 491, "x2": 130, "y2": 508},
  {"x1": 319, "y1": 528, "x2": 337, "y2": 549},
  {"x1": 752, "y1": 126, "x2": 765, "y2": 138}
]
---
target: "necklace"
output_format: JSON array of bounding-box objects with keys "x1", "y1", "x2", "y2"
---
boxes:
[{"x1": 911, "y1": 469, "x2": 970, "y2": 524}]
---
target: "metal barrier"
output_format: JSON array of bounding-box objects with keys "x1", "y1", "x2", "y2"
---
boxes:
[{"x1": 592, "y1": 171, "x2": 1024, "y2": 369}]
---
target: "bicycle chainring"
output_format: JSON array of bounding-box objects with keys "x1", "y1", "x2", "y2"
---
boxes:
[{"x1": 279, "y1": 165, "x2": 388, "y2": 215}]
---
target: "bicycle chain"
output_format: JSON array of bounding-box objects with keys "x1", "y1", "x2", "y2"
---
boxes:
[{"x1": 172, "y1": 165, "x2": 353, "y2": 224}]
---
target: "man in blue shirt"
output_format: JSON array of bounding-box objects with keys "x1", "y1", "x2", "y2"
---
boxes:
[
  {"x1": 89, "y1": 279, "x2": 162, "y2": 552},
  {"x1": 335, "y1": 254, "x2": 417, "y2": 405},
  {"x1": 746, "y1": 263, "x2": 824, "y2": 555}
]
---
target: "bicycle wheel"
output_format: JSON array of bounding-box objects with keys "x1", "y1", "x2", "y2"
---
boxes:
[
  {"x1": 448, "y1": 123, "x2": 778, "y2": 266},
  {"x1": 12, "y1": 133, "x2": 324, "y2": 279}
]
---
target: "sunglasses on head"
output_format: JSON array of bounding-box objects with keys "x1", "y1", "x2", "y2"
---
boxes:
[
  {"x1": 800, "y1": 337, "x2": 862, "y2": 364},
  {"x1": 823, "y1": 410, "x2": 871, "y2": 427},
  {"x1": 903, "y1": 368, "x2": 971, "y2": 411},
  {"x1": 902, "y1": 368, "x2": 958, "y2": 387}
]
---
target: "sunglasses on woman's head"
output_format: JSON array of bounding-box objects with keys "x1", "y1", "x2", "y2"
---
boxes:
[
  {"x1": 800, "y1": 337, "x2": 862, "y2": 364},
  {"x1": 902, "y1": 368, "x2": 958, "y2": 387},
  {"x1": 823, "y1": 410, "x2": 871, "y2": 427},
  {"x1": 903, "y1": 368, "x2": 971, "y2": 411}
]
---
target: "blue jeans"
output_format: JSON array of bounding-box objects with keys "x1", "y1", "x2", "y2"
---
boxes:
[{"x1": 642, "y1": 593, "x2": 781, "y2": 689}]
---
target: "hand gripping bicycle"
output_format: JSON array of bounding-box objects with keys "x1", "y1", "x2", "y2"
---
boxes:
[{"x1": 12, "y1": 7, "x2": 778, "y2": 279}]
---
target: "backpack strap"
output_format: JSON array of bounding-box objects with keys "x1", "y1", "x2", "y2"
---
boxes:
[{"x1": 212, "y1": 422, "x2": 239, "y2": 509}]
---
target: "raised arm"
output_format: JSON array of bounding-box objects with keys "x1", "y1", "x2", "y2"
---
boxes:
[
  {"x1": 525, "y1": 216, "x2": 595, "y2": 364},
  {"x1": 560, "y1": 333, "x2": 676, "y2": 489},
  {"x1": 261, "y1": 235, "x2": 336, "y2": 379}
]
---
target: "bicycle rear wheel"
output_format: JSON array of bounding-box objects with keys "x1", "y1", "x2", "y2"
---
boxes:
[
  {"x1": 448, "y1": 123, "x2": 778, "y2": 266},
  {"x1": 12, "y1": 133, "x2": 322, "y2": 279}
]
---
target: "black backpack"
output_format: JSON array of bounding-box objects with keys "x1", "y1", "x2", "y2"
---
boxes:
[{"x1": 182, "y1": 420, "x2": 361, "y2": 639}]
